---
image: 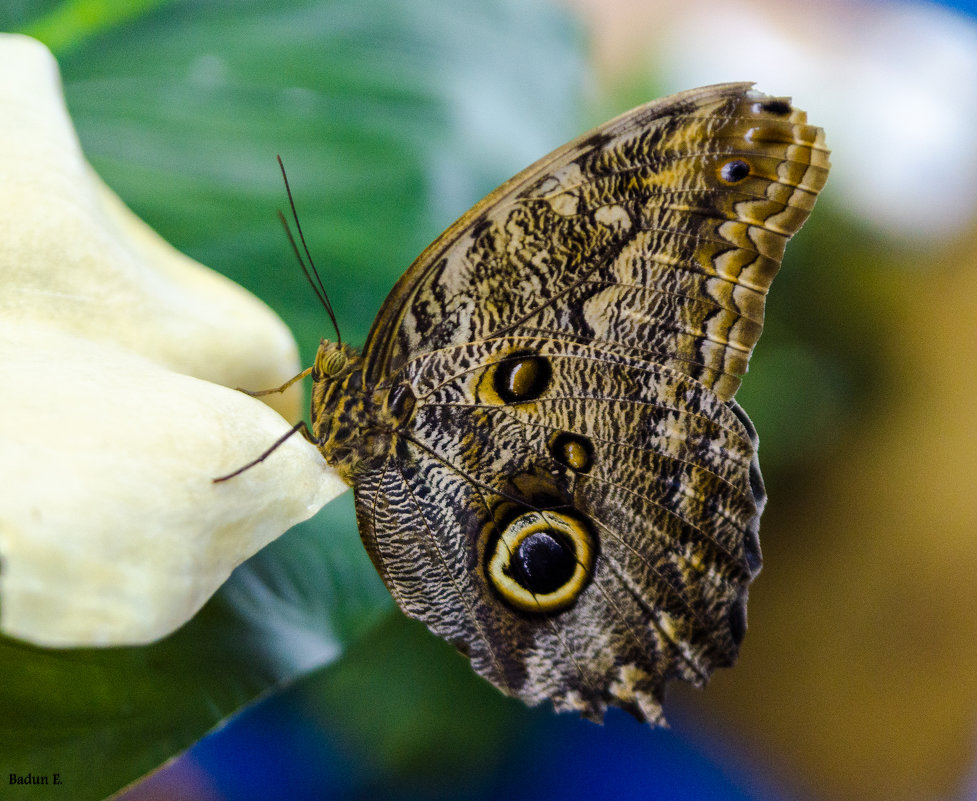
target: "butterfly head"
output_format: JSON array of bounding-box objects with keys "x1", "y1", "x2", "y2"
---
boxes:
[{"x1": 312, "y1": 339, "x2": 354, "y2": 380}]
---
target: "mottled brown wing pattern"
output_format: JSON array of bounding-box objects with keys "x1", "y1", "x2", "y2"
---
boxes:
[
  {"x1": 354, "y1": 338, "x2": 763, "y2": 720},
  {"x1": 322, "y1": 83, "x2": 829, "y2": 722},
  {"x1": 364, "y1": 82, "x2": 829, "y2": 400}
]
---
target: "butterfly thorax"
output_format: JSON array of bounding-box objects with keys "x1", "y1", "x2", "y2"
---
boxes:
[{"x1": 309, "y1": 340, "x2": 412, "y2": 483}]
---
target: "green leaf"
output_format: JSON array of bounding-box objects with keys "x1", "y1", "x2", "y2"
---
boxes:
[
  {"x1": 2, "y1": 1, "x2": 586, "y2": 799},
  {"x1": 18, "y1": 0, "x2": 176, "y2": 53}
]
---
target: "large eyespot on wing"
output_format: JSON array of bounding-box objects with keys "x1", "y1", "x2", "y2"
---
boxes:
[{"x1": 362, "y1": 82, "x2": 830, "y2": 403}]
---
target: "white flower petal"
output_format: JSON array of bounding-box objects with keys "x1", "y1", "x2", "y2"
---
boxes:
[
  {"x1": 0, "y1": 34, "x2": 346, "y2": 647},
  {"x1": 0, "y1": 321, "x2": 345, "y2": 647},
  {"x1": 0, "y1": 32, "x2": 302, "y2": 419}
]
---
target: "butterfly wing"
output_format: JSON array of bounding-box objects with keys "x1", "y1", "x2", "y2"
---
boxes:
[{"x1": 354, "y1": 83, "x2": 829, "y2": 721}]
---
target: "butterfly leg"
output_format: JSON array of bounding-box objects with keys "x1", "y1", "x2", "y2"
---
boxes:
[
  {"x1": 212, "y1": 419, "x2": 316, "y2": 483},
  {"x1": 235, "y1": 365, "x2": 314, "y2": 397}
]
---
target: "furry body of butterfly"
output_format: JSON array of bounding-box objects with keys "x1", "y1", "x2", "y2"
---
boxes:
[{"x1": 302, "y1": 83, "x2": 829, "y2": 724}]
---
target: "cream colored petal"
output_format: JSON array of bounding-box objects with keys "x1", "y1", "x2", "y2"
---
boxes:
[
  {"x1": 0, "y1": 33, "x2": 302, "y2": 420},
  {"x1": 0, "y1": 34, "x2": 347, "y2": 647},
  {"x1": 0, "y1": 321, "x2": 346, "y2": 646}
]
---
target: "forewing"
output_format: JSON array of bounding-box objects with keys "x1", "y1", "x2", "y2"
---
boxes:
[{"x1": 363, "y1": 82, "x2": 830, "y2": 400}]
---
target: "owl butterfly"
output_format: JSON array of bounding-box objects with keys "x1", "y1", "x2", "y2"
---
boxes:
[{"x1": 248, "y1": 83, "x2": 829, "y2": 723}]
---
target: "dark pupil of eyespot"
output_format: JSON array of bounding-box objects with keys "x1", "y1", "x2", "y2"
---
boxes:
[
  {"x1": 512, "y1": 532, "x2": 576, "y2": 595},
  {"x1": 721, "y1": 159, "x2": 750, "y2": 182},
  {"x1": 550, "y1": 431, "x2": 594, "y2": 472},
  {"x1": 494, "y1": 355, "x2": 551, "y2": 403},
  {"x1": 759, "y1": 99, "x2": 791, "y2": 116}
]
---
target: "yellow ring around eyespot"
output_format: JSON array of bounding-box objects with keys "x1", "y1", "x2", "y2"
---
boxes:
[{"x1": 487, "y1": 511, "x2": 594, "y2": 613}]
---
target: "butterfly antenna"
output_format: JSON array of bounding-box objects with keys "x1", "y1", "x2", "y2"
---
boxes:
[{"x1": 276, "y1": 155, "x2": 342, "y2": 345}]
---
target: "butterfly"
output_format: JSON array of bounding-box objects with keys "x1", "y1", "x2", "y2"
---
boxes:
[{"x1": 229, "y1": 82, "x2": 830, "y2": 724}]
